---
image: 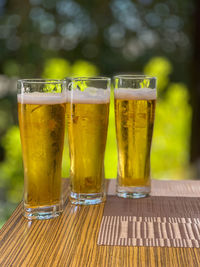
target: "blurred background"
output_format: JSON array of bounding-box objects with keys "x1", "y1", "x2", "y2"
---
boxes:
[{"x1": 0, "y1": 0, "x2": 199, "y2": 227}]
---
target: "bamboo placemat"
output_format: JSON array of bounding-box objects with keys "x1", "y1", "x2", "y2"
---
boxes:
[{"x1": 98, "y1": 180, "x2": 200, "y2": 248}]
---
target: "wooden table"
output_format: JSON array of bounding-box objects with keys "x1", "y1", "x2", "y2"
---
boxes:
[{"x1": 0, "y1": 179, "x2": 200, "y2": 267}]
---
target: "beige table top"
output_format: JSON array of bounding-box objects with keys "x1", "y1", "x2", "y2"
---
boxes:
[{"x1": 0, "y1": 179, "x2": 200, "y2": 267}]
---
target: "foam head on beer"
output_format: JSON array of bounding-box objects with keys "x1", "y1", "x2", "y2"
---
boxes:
[
  {"x1": 69, "y1": 87, "x2": 110, "y2": 104},
  {"x1": 17, "y1": 92, "x2": 66, "y2": 104},
  {"x1": 114, "y1": 88, "x2": 157, "y2": 100}
]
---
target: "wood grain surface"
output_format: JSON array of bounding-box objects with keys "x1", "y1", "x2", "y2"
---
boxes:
[{"x1": 0, "y1": 179, "x2": 200, "y2": 267}]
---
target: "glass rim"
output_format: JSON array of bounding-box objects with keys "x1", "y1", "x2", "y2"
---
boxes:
[
  {"x1": 114, "y1": 74, "x2": 156, "y2": 80},
  {"x1": 17, "y1": 79, "x2": 64, "y2": 84},
  {"x1": 66, "y1": 76, "x2": 111, "y2": 82}
]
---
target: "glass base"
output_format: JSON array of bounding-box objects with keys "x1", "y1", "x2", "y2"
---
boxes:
[
  {"x1": 117, "y1": 186, "x2": 150, "y2": 199},
  {"x1": 70, "y1": 192, "x2": 105, "y2": 205},
  {"x1": 23, "y1": 204, "x2": 63, "y2": 220}
]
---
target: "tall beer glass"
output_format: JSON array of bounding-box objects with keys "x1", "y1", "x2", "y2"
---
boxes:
[
  {"x1": 114, "y1": 75, "x2": 157, "y2": 198},
  {"x1": 66, "y1": 77, "x2": 110, "y2": 205},
  {"x1": 17, "y1": 79, "x2": 66, "y2": 219}
]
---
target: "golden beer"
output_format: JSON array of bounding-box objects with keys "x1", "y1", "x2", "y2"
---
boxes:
[
  {"x1": 115, "y1": 88, "x2": 156, "y2": 191},
  {"x1": 18, "y1": 94, "x2": 66, "y2": 210},
  {"x1": 66, "y1": 95, "x2": 109, "y2": 196}
]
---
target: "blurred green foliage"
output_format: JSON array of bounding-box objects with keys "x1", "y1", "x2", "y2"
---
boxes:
[
  {"x1": 151, "y1": 83, "x2": 191, "y2": 179},
  {"x1": 3, "y1": 60, "x2": 20, "y2": 77},
  {"x1": 144, "y1": 57, "x2": 173, "y2": 92},
  {"x1": 0, "y1": 127, "x2": 23, "y2": 228},
  {"x1": 42, "y1": 58, "x2": 71, "y2": 79},
  {"x1": 71, "y1": 60, "x2": 99, "y2": 77},
  {"x1": 43, "y1": 58, "x2": 99, "y2": 79},
  {"x1": 0, "y1": 126, "x2": 23, "y2": 192},
  {"x1": 145, "y1": 57, "x2": 191, "y2": 179},
  {"x1": 105, "y1": 89, "x2": 117, "y2": 178}
]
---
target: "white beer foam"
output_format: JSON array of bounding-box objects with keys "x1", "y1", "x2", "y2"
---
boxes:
[
  {"x1": 68, "y1": 87, "x2": 110, "y2": 104},
  {"x1": 17, "y1": 92, "x2": 66, "y2": 104},
  {"x1": 114, "y1": 88, "x2": 157, "y2": 100}
]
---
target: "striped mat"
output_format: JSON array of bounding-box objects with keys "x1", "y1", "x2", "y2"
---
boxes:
[{"x1": 98, "y1": 180, "x2": 200, "y2": 247}]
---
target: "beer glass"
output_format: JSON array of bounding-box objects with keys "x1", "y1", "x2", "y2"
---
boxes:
[
  {"x1": 114, "y1": 75, "x2": 157, "y2": 198},
  {"x1": 17, "y1": 79, "x2": 66, "y2": 219},
  {"x1": 66, "y1": 77, "x2": 110, "y2": 205}
]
